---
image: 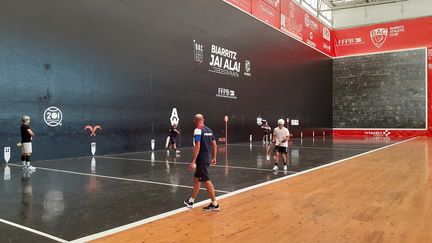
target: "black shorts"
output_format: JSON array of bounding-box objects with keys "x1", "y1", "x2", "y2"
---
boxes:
[
  {"x1": 194, "y1": 163, "x2": 210, "y2": 182},
  {"x1": 274, "y1": 145, "x2": 288, "y2": 154},
  {"x1": 169, "y1": 137, "x2": 177, "y2": 145}
]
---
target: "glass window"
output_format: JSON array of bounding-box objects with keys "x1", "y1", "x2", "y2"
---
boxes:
[
  {"x1": 303, "y1": 0, "x2": 318, "y2": 8},
  {"x1": 302, "y1": 0, "x2": 318, "y2": 15},
  {"x1": 319, "y1": 0, "x2": 332, "y2": 21},
  {"x1": 319, "y1": 15, "x2": 332, "y2": 26}
]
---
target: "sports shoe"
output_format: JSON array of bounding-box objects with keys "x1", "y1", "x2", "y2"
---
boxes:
[
  {"x1": 176, "y1": 150, "x2": 181, "y2": 154},
  {"x1": 273, "y1": 165, "x2": 278, "y2": 171},
  {"x1": 24, "y1": 165, "x2": 36, "y2": 172},
  {"x1": 203, "y1": 203, "x2": 220, "y2": 212},
  {"x1": 283, "y1": 165, "x2": 288, "y2": 171},
  {"x1": 183, "y1": 200, "x2": 194, "y2": 208}
]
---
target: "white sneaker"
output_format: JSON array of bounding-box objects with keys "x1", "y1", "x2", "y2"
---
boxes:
[
  {"x1": 176, "y1": 150, "x2": 181, "y2": 154},
  {"x1": 283, "y1": 165, "x2": 288, "y2": 171},
  {"x1": 272, "y1": 165, "x2": 278, "y2": 171},
  {"x1": 26, "y1": 165, "x2": 36, "y2": 172}
]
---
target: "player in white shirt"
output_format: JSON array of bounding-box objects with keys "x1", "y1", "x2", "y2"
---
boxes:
[{"x1": 272, "y1": 119, "x2": 290, "y2": 171}]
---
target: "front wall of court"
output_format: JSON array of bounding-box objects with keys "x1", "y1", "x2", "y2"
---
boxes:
[{"x1": 333, "y1": 49, "x2": 426, "y2": 129}]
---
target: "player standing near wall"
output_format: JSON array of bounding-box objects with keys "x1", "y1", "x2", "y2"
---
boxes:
[{"x1": 20, "y1": 116, "x2": 36, "y2": 172}]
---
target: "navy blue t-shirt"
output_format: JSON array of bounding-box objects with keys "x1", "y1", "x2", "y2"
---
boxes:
[{"x1": 194, "y1": 125, "x2": 215, "y2": 164}]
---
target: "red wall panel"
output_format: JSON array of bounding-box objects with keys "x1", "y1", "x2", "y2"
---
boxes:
[
  {"x1": 280, "y1": 0, "x2": 333, "y2": 56},
  {"x1": 252, "y1": 0, "x2": 280, "y2": 29},
  {"x1": 263, "y1": 0, "x2": 281, "y2": 10},
  {"x1": 225, "y1": 0, "x2": 252, "y2": 13},
  {"x1": 334, "y1": 16, "x2": 432, "y2": 56}
]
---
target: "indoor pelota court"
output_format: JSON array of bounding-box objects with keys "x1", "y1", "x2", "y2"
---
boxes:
[{"x1": 1, "y1": 0, "x2": 432, "y2": 242}]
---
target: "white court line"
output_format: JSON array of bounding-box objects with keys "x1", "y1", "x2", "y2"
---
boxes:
[
  {"x1": 96, "y1": 155, "x2": 288, "y2": 173},
  {"x1": 290, "y1": 146, "x2": 370, "y2": 151},
  {"x1": 7, "y1": 164, "x2": 230, "y2": 194},
  {"x1": 229, "y1": 143, "x2": 373, "y2": 151},
  {"x1": 70, "y1": 136, "x2": 419, "y2": 243},
  {"x1": 82, "y1": 138, "x2": 314, "y2": 158},
  {"x1": 0, "y1": 218, "x2": 67, "y2": 243}
]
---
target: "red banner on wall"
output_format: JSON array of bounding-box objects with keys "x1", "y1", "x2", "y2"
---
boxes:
[
  {"x1": 225, "y1": 0, "x2": 252, "y2": 13},
  {"x1": 252, "y1": 0, "x2": 281, "y2": 29},
  {"x1": 334, "y1": 16, "x2": 432, "y2": 56},
  {"x1": 280, "y1": 0, "x2": 333, "y2": 56},
  {"x1": 224, "y1": 0, "x2": 334, "y2": 56},
  {"x1": 263, "y1": 0, "x2": 281, "y2": 10}
]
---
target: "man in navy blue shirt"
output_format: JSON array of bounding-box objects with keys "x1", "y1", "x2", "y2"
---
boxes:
[{"x1": 184, "y1": 114, "x2": 219, "y2": 211}]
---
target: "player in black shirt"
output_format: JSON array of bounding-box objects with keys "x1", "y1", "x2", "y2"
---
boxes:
[
  {"x1": 261, "y1": 120, "x2": 271, "y2": 144},
  {"x1": 20, "y1": 116, "x2": 36, "y2": 171},
  {"x1": 167, "y1": 124, "x2": 180, "y2": 154}
]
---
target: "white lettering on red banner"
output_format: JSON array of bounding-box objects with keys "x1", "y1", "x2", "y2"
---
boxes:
[{"x1": 334, "y1": 16, "x2": 432, "y2": 56}]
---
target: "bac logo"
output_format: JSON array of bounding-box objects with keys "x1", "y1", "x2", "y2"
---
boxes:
[
  {"x1": 193, "y1": 40, "x2": 204, "y2": 64},
  {"x1": 370, "y1": 28, "x2": 388, "y2": 48},
  {"x1": 85, "y1": 125, "x2": 102, "y2": 136}
]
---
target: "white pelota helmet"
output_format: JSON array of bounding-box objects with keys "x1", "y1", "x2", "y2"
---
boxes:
[{"x1": 277, "y1": 119, "x2": 285, "y2": 125}]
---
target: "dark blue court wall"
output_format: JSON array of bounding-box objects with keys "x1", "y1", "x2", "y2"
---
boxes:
[{"x1": 0, "y1": 0, "x2": 332, "y2": 161}]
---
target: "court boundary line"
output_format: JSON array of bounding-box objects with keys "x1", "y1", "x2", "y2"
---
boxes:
[
  {"x1": 0, "y1": 218, "x2": 67, "y2": 243},
  {"x1": 95, "y1": 156, "x2": 296, "y2": 173},
  {"x1": 7, "y1": 164, "x2": 230, "y2": 194},
  {"x1": 69, "y1": 136, "x2": 419, "y2": 243}
]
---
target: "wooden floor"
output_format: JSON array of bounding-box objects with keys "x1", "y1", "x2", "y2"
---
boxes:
[{"x1": 93, "y1": 137, "x2": 432, "y2": 243}]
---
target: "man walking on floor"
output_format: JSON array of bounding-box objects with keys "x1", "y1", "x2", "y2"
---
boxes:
[
  {"x1": 184, "y1": 114, "x2": 219, "y2": 211},
  {"x1": 272, "y1": 119, "x2": 290, "y2": 172}
]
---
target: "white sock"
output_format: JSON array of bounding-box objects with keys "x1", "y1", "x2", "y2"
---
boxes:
[
  {"x1": 211, "y1": 201, "x2": 218, "y2": 206},
  {"x1": 189, "y1": 198, "x2": 195, "y2": 203},
  {"x1": 22, "y1": 161, "x2": 26, "y2": 166},
  {"x1": 26, "y1": 162, "x2": 30, "y2": 166}
]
